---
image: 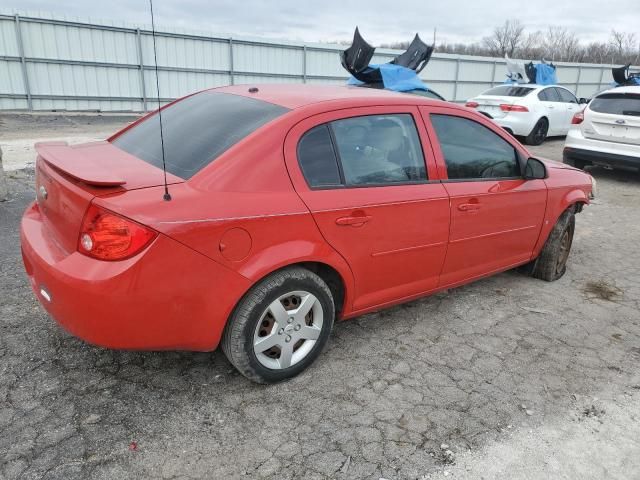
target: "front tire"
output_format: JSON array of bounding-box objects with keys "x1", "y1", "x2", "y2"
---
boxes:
[
  {"x1": 531, "y1": 209, "x2": 576, "y2": 281},
  {"x1": 221, "y1": 267, "x2": 335, "y2": 384},
  {"x1": 525, "y1": 117, "x2": 549, "y2": 146}
]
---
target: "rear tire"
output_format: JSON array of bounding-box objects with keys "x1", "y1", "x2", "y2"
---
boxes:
[
  {"x1": 221, "y1": 266, "x2": 335, "y2": 384},
  {"x1": 525, "y1": 117, "x2": 549, "y2": 146},
  {"x1": 530, "y1": 209, "x2": 576, "y2": 282}
]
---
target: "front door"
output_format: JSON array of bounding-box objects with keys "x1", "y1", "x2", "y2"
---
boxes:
[
  {"x1": 284, "y1": 106, "x2": 450, "y2": 312},
  {"x1": 421, "y1": 106, "x2": 547, "y2": 288}
]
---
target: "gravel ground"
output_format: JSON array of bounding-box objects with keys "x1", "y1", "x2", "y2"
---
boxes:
[{"x1": 1, "y1": 114, "x2": 639, "y2": 480}]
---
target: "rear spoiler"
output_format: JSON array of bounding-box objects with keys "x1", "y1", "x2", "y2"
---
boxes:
[
  {"x1": 340, "y1": 27, "x2": 377, "y2": 83},
  {"x1": 390, "y1": 33, "x2": 433, "y2": 73},
  {"x1": 504, "y1": 57, "x2": 556, "y2": 85},
  {"x1": 612, "y1": 63, "x2": 640, "y2": 86},
  {"x1": 340, "y1": 27, "x2": 433, "y2": 83},
  {"x1": 505, "y1": 55, "x2": 526, "y2": 83},
  {"x1": 35, "y1": 141, "x2": 127, "y2": 187}
]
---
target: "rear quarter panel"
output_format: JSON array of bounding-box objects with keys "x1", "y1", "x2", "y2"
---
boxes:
[{"x1": 98, "y1": 116, "x2": 357, "y2": 317}]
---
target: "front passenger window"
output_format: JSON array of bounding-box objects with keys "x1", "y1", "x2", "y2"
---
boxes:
[
  {"x1": 555, "y1": 88, "x2": 578, "y2": 103},
  {"x1": 538, "y1": 88, "x2": 560, "y2": 102},
  {"x1": 430, "y1": 114, "x2": 520, "y2": 180}
]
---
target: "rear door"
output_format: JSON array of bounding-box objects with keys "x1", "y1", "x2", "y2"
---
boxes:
[
  {"x1": 584, "y1": 91, "x2": 640, "y2": 145},
  {"x1": 420, "y1": 105, "x2": 547, "y2": 287},
  {"x1": 554, "y1": 87, "x2": 580, "y2": 133},
  {"x1": 537, "y1": 87, "x2": 565, "y2": 135},
  {"x1": 284, "y1": 106, "x2": 450, "y2": 312}
]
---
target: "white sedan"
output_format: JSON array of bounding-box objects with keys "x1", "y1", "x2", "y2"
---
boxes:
[{"x1": 466, "y1": 84, "x2": 586, "y2": 145}]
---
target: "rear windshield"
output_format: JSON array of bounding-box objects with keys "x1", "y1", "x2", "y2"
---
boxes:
[
  {"x1": 590, "y1": 93, "x2": 640, "y2": 116},
  {"x1": 482, "y1": 86, "x2": 534, "y2": 97},
  {"x1": 112, "y1": 91, "x2": 289, "y2": 179}
]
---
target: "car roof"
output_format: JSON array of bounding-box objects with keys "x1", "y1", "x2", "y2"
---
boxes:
[
  {"x1": 596, "y1": 85, "x2": 640, "y2": 95},
  {"x1": 212, "y1": 84, "x2": 447, "y2": 110},
  {"x1": 477, "y1": 84, "x2": 576, "y2": 98}
]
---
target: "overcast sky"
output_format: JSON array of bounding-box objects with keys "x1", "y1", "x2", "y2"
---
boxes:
[{"x1": 7, "y1": 0, "x2": 639, "y2": 46}]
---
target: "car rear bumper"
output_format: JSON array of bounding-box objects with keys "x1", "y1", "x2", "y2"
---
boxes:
[
  {"x1": 563, "y1": 147, "x2": 640, "y2": 170},
  {"x1": 20, "y1": 202, "x2": 250, "y2": 351},
  {"x1": 564, "y1": 129, "x2": 640, "y2": 170},
  {"x1": 481, "y1": 111, "x2": 536, "y2": 136}
]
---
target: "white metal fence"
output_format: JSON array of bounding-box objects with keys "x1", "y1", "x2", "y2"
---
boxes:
[{"x1": 0, "y1": 11, "x2": 636, "y2": 112}]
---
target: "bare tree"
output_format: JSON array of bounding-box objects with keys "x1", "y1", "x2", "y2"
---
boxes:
[
  {"x1": 519, "y1": 30, "x2": 544, "y2": 60},
  {"x1": 585, "y1": 41, "x2": 612, "y2": 65},
  {"x1": 540, "y1": 27, "x2": 581, "y2": 62},
  {"x1": 609, "y1": 30, "x2": 638, "y2": 64},
  {"x1": 482, "y1": 19, "x2": 525, "y2": 57},
  {"x1": 610, "y1": 30, "x2": 635, "y2": 57},
  {"x1": 364, "y1": 22, "x2": 639, "y2": 66}
]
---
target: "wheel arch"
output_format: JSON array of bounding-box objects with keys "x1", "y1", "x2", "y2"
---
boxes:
[
  {"x1": 232, "y1": 245, "x2": 355, "y2": 320},
  {"x1": 531, "y1": 191, "x2": 587, "y2": 258},
  {"x1": 534, "y1": 115, "x2": 549, "y2": 130}
]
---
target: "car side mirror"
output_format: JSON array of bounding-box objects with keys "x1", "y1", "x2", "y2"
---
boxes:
[
  {"x1": 524, "y1": 157, "x2": 547, "y2": 180},
  {"x1": 579, "y1": 97, "x2": 588, "y2": 104}
]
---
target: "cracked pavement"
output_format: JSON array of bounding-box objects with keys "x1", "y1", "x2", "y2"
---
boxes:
[{"x1": 1, "y1": 115, "x2": 640, "y2": 479}]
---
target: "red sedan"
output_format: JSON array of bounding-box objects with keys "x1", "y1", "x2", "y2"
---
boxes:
[{"x1": 20, "y1": 85, "x2": 595, "y2": 383}]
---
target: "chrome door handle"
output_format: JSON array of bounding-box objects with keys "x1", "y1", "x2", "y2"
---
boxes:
[{"x1": 335, "y1": 215, "x2": 372, "y2": 226}]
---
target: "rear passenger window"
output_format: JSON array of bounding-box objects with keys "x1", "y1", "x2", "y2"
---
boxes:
[
  {"x1": 297, "y1": 125, "x2": 342, "y2": 188},
  {"x1": 297, "y1": 114, "x2": 427, "y2": 188},
  {"x1": 430, "y1": 114, "x2": 520, "y2": 180},
  {"x1": 331, "y1": 114, "x2": 427, "y2": 186}
]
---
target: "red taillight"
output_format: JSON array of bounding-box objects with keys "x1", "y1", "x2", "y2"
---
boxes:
[
  {"x1": 78, "y1": 204, "x2": 157, "y2": 261},
  {"x1": 465, "y1": 101, "x2": 479, "y2": 108},
  {"x1": 571, "y1": 111, "x2": 584, "y2": 124},
  {"x1": 500, "y1": 104, "x2": 529, "y2": 112}
]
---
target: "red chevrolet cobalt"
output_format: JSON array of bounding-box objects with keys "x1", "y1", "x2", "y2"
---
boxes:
[{"x1": 21, "y1": 85, "x2": 595, "y2": 383}]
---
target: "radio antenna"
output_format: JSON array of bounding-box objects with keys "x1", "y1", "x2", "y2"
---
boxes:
[{"x1": 149, "y1": 0, "x2": 171, "y2": 201}]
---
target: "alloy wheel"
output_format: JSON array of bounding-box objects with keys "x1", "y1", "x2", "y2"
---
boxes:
[
  {"x1": 253, "y1": 291, "x2": 324, "y2": 369},
  {"x1": 534, "y1": 119, "x2": 548, "y2": 144}
]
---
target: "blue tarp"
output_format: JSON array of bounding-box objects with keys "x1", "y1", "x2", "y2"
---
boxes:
[
  {"x1": 347, "y1": 63, "x2": 427, "y2": 92},
  {"x1": 535, "y1": 63, "x2": 558, "y2": 86}
]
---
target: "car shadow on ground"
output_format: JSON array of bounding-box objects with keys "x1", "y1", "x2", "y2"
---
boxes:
[{"x1": 587, "y1": 165, "x2": 640, "y2": 183}]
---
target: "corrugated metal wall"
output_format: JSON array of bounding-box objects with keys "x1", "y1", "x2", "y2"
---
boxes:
[{"x1": 0, "y1": 11, "x2": 636, "y2": 112}]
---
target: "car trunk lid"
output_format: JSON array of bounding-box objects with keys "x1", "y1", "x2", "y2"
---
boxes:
[
  {"x1": 583, "y1": 92, "x2": 640, "y2": 145},
  {"x1": 583, "y1": 111, "x2": 640, "y2": 146},
  {"x1": 474, "y1": 95, "x2": 516, "y2": 119},
  {"x1": 34, "y1": 141, "x2": 183, "y2": 255}
]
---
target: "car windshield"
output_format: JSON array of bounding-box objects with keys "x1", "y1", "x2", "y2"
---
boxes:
[
  {"x1": 482, "y1": 86, "x2": 534, "y2": 97},
  {"x1": 590, "y1": 92, "x2": 640, "y2": 116},
  {"x1": 111, "y1": 91, "x2": 289, "y2": 179}
]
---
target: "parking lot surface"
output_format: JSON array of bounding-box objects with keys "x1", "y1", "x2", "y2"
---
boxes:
[{"x1": 1, "y1": 114, "x2": 639, "y2": 479}]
